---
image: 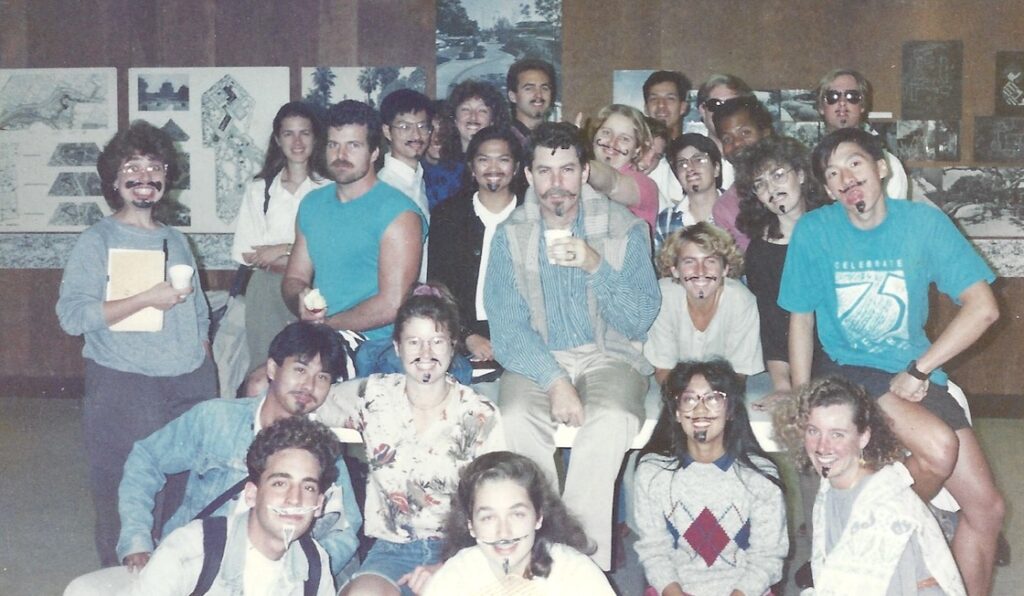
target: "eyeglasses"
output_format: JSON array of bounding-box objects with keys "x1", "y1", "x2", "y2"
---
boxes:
[
  {"x1": 391, "y1": 121, "x2": 434, "y2": 134},
  {"x1": 751, "y1": 167, "x2": 794, "y2": 194},
  {"x1": 674, "y1": 154, "x2": 710, "y2": 170},
  {"x1": 677, "y1": 390, "x2": 728, "y2": 412},
  {"x1": 120, "y1": 161, "x2": 168, "y2": 175},
  {"x1": 823, "y1": 89, "x2": 863, "y2": 105},
  {"x1": 702, "y1": 97, "x2": 727, "y2": 112}
]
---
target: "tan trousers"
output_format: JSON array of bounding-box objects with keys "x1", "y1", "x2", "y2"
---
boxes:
[{"x1": 498, "y1": 345, "x2": 647, "y2": 570}]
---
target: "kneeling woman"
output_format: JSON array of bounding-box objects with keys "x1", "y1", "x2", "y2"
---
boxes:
[
  {"x1": 318, "y1": 284, "x2": 506, "y2": 595},
  {"x1": 425, "y1": 451, "x2": 613, "y2": 595},
  {"x1": 776, "y1": 376, "x2": 965, "y2": 595},
  {"x1": 634, "y1": 360, "x2": 787, "y2": 596}
]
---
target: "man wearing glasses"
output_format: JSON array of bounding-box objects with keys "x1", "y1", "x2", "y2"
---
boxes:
[{"x1": 815, "y1": 68, "x2": 908, "y2": 199}]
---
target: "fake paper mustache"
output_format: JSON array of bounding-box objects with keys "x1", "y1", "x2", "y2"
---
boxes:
[
  {"x1": 595, "y1": 140, "x2": 629, "y2": 156},
  {"x1": 479, "y1": 534, "x2": 529, "y2": 547},
  {"x1": 542, "y1": 188, "x2": 576, "y2": 216},
  {"x1": 269, "y1": 505, "x2": 318, "y2": 516},
  {"x1": 125, "y1": 180, "x2": 163, "y2": 191}
]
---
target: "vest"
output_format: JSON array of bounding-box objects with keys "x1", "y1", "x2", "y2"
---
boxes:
[{"x1": 502, "y1": 183, "x2": 653, "y2": 376}]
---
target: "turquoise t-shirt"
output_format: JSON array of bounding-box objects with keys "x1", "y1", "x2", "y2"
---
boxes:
[
  {"x1": 298, "y1": 181, "x2": 427, "y2": 340},
  {"x1": 778, "y1": 199, "x2": 994, "y2": 383}
]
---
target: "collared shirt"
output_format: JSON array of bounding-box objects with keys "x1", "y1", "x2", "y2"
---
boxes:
[
  {"x1": 648, "y1": 156, "x2": 684, "y2": 213},
  {"x1": 117, "y1": 396, "x2": 362, "y2": 576},
  {"x1": 119, "y1": 511, "x2": 335, "y2": 595},
  {"x1": 471, "y1": 192, "x2": 517, "y2": 321},
  {"x1": 653, "y1": 192, "x2": 719, "y2": 253},
  {"x1": 379, "y1": 153, "x2": 430, "y2": 281},
  {"x1": 231, "y1": 172, "x2": 328, "y2": 264}
]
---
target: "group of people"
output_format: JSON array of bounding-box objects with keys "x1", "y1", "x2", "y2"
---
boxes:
[{"x1": 56, "y1": 57, "x2": 1006, "y2": 595}]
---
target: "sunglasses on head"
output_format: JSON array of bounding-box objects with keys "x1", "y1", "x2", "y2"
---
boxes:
[
  {"x1": 823, "y1": 89, "x2": 864, "y2": 105},
  {"x1": 702, "y1": 97, "x2": 727, "y2": 112}
]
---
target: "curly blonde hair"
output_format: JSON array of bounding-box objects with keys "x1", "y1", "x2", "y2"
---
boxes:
[
  {"x1": 656, "y1": 222, "x2": 744, "y2": 279},
  {"x1": 772, "y1": 376, "x2": 905, "y2": 472}
]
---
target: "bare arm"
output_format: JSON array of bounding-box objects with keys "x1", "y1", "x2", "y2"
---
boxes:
[
  {"x1": 891, "y1": 281, "x2": 998, "y2": 398},
  {"x1": 281, "y1": 223, "x2": 318, "y2": 319},
  {"x1": 587, "y1": 158, "x2": 641, "y2": 207},
  {"x1": 765, "y1": 360, "x2": 792, "y2": 392},
  {"x1": 324, "y1": 210, "x2": 422, "y2": 332},
  {"x1": 788, "y1": 311, "x2": 815, "y2": 387}
]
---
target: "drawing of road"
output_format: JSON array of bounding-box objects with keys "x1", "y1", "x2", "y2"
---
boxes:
[{"x1": 436, "y1": 42, "x2": 515, "y2": 97}]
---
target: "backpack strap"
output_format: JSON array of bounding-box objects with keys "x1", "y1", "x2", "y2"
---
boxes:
[
  {"x1": 190, "y1": 516, "x2": 228, "y2": 596},
  {"x1": 298, "y1": 533, "x2": 322, "y2": 596},
  {"x1": 192, "y1": 477, "x2": 248, "y2": 521}
]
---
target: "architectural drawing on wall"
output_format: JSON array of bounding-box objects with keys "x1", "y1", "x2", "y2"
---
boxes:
[
  {"x1": 901, "y1": 41, "x2": 963, "y2": 120},
  {"x1": 48, "y1": 202, "x2": 103, "y2": 226},
  {"x1": 995, "y1": 51, "x2": 1024, "y2": 116},
  {"x1": 910, "y1": 166, "x2": 1024, "y2": 276},
  {"x1": 0, "y1": 68, "x2": 116, "y2": 231},
  {"x1": 48, "y1": 172, "x2": 101, "y2": 196},
  {"x1": 436, "y1": 0, "x2": 562, "y2": 101},
  {"x1": 137, "y1": 74, "x2": 189, "y2": 111},
  {"x1": 130, "y1": 67, "x2": 289, "y2": 233},
  {"x1": 302, "y1": 67, "x2": 427, "y2": 111},
  {"x1": 974, "y1": 116, "x2": 1024, "y2": 163}
]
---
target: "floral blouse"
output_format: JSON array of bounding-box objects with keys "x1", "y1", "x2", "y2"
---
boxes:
[{"x1": 330, "y1": 373, "x2": 505, "y2": 543}]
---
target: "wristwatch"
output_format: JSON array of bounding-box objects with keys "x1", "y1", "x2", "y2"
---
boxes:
[{"x1": 905, "y1": 360, "x2": 929, "y2": 381}]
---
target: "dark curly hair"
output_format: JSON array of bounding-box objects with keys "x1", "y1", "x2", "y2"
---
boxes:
[
  {"x1": 641, "y1": 360, "x2": 782, "y2": 490},
  {"x1": 97, "y1": 120, "x2": 181, "y2": 211},
  {"x1": 642, "y1": 70, "x2": 692, "y2": 103},
  {"x1": 526, "y1": 121, "x2": 588, "y2": 169},
  {"x1": 392, "y1": 282, "x2": 463, "y2": 353},
  {"x1": 246, "y1": 416, "x2": 343, "y2": 492},
  {"x1": 255, "y1": 101, "x2": 329, "y2": 186},
  {"x1": 711, "y1": 96, "x2": 774, "y2": 139},
  {"x1": 734, "y1": 136, "x2": 831, "y2": 241},
  {"x1": 442, "y1": 80, "x2": 511, "y2": 161},
  {"x1": 441, "y1": 451, "x2": 594, "y2": 579},
  {"x1": 268, "y1": 321, "x2": 348, "y2": 383},
  {"x1": 665, "y1": 132, "x2": 723, "y2": 190},
  {"x1": 772, "y1": 376, "x2": 905, "y2": 473},
  {"x1": 326, "y1": 99, "x2": 382, "y2": 153}
]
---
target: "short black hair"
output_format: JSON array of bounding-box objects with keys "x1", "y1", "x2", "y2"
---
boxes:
[
  {"x1": 811, "y1": 127, "x2": 885, "y2": 184},
  {"x1": 246, "y1": 416, "x2": 343, "y2": 492},
  {"x1": 466, "y1": 125, "x2": 523, "y2": 169},
  {"x1": 326, "y1": 99, "x2": 382, "y2": 152},
  {"x1": 666, "y1": 132, "x2": 723, "y2": 188},
  {"x1": 380, "y1": 89, "x2": 434, "y2": 125},
  {"x1": 268, "y1": 321, "x2": 347, "y2": 383},
  {"x1": 527, "y1": 122, "x2": 588, "y2": 169},
  {"x1": 712, "y1": 96, "x2": 774, "y2": 137},
  {"x1": 97, "y1": 120, "x2": 181, "y2": 210},
  {"x1": 643, "y1": 70, "x2": 692, "y2": 103},
  {"x1": 506, "y1": 58, "x2": 557, "y2": 101}
]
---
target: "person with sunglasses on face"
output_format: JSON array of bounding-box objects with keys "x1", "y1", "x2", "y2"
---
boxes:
[
  {"x1": 687, "y1": 74, "x2": 755, "y2": 190},
  {"x1": 634, "y1": 360, "x2": 787, "y2": 596},
  {"x1": 814, "y1": 68, "x2": 908, "y2": 200}
]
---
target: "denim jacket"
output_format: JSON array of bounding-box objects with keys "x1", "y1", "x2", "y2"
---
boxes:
[
  {"x1": 117, "y1": 396, "x2": 361, "y2": 576},
  {"x1": 121, "y1": 511, "x2": 336, "y2": 595}
]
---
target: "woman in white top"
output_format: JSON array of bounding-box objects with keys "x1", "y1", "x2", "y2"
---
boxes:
[
  {"x1": 231, "y1": 101, "x2": 329, "y2": 375},
  {"x1": 775, "y1": 376, "x2": 966, "y2": 595},
  {"x1": 425, "y1": 451, "x2": 613, "y2": 596}
]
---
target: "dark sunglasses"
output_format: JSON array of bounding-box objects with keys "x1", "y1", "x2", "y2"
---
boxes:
[
  {"x1": 702, "y1": 97, "x2": 727, "y2": 112},
  {"x1": 823, "y1": 89, "x2": 864, "y2": 105}
]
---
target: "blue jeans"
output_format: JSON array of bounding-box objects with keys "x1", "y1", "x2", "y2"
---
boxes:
[{"x1": 352, "y1": 538, "x2": 443, "y2": 596}]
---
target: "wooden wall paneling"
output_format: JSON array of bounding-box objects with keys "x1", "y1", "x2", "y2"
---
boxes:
[
  {"x1": 0, "y1": 270, "x2": 85, "y2": 379},
  {"x1": 316, "y1": 0, "x2": 360, "y2": 67},
  {"x1": 156, "y1": 0, "x2": 217, "y2": 68},
  {"x1": 0, "y1": 0, "x2": 29, "y2": 67}
]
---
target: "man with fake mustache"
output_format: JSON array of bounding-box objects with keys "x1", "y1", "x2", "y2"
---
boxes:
[
  {"x1": 814, "y1": 68, "x2": 908, "y2": 200},
  {"x1": 280, "y1": 100, "x2": 427, "y2": 381},
  {"x1": 484, "y1": 122, "x2": 661, "y2": 571},
  {"x1": 780, "y1": 127, "x2": 1004, "y2": 596},
  {"x1": 644, "y1": 222, "x2": 764, "y2": 388},
  {"x1": 64, "y1": 322, "x2": 361, "y2": 594}
]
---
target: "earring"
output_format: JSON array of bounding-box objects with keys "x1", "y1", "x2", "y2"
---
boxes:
[
  {"x1": 858, "y1": 449, "x2": 866, "y2": 467},
  {"x1": 113, "y1": 184, "x2": 118, "y2": 191}
]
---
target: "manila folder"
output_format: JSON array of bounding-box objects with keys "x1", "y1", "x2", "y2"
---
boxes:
[{"x1": 107, "y1": 248, "x2": 164, "y2": 332}]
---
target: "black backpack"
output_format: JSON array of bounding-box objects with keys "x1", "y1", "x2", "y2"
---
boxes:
[{"x1": 189, "y1": 515, "x2": 322, "y2": 596}]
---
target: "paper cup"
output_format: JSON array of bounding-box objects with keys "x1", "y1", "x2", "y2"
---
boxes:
[
  {"x1": 544, "y1": 229, "x2": 572, "y2": 264},
  {"x1": 168, "y1": 264, "x2": 194, "y2": 290}
]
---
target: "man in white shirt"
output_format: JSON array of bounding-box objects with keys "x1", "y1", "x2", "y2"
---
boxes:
[{"x1": 642, "y1": 71, "x2": 690, "y2": 211}]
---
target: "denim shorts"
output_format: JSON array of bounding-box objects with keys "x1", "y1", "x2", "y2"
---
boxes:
[{"x1": 350, "y1": 538, "x2": 444, "y2": 596}]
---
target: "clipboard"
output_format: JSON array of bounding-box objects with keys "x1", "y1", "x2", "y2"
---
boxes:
[{"x1": 107, "y1": 248, "x2": 165, "y2": 332}]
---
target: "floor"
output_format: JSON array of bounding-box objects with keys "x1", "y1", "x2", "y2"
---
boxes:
[{"x1": 0, "y1": 396, "x2": 1019, "y2": 595}]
